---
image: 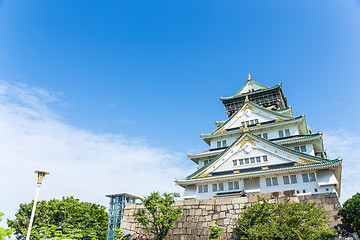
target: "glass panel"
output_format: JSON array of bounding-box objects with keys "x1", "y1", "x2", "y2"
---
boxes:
[
  {"x1": 222, "y1": 140, "x2": 227, "y2": 147},
  {"x1": 300, "y1": 146, "x2": 307, "y2": 152},
  {"x1": 263, "y1": 133, "x2": 268, "y2": 139},
  {"x1": 203, "y1": 185, "x2": 208, "y2": 192},
  {"x1": 250, "y1": 157, "x2": 255, "y2": 163},
  {"x1": 234, "y1": 181, "x2": 239, "y2": 189},
  {"x1": 266, "y1": 178, "x2": 272, "y2": 186},
  {"x1": 263, "y1": 156, "x2": 268, "y2": 162},
  {"x1": 212, "y1": 184, "x2": 217, "y2": 192},
  {"x1": 283, "y1": 176, "x2": 290, "y2": 185},
  {"x1": 198, "y1": 185, "x2": 203, "y2": 193},
  {"x1": 250, "y1": 120, "x2": 254, "y2": 125},
  {"x1": 285, "y1": 129, "x2": 290, "y2": 136},
  {"x1": 279, "y1": 130, "x2": 284, "y2": 138},
  {"x1": 309, "y1": 173, "x2": 316, "y2": 182},
  {"x1": 239, "y1": 159, "x2": 244, "y2": 165},
  {"x1": 256, "y1": 157, "x2": 261, "y2": 163},
  {"x1": 245, "y1": 158, "x2": 250, "y2": 164},
  {"x1": 294, "y1": 146, "x2": 300, "y2": 152},
  {"x1": 255, "y1": 119, "x2": 259, "y2": 124},
  {"x1": 233, "y1": 160, "x2": 237, "y2": 166},
  {"x1": 228, "y1": 182, "x2": 234, "y2": 190},
  {"x1": 290, "y1": 175, "x2": 297, "y2": 184},
  {"x1": 302, "y1": 174, "x2": 309, "y2": 182},
  {"x1": 272, "y1": 177, "x2": 278, "y2": 186},
  {"x1": 217, "y1": 141, "x2": 221, "y2": 148},
  {"x1": 218, "y1": 183, "x2": 224, "y2": 191}
]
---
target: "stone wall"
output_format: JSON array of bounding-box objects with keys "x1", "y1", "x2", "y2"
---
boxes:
[{"x1": 120, "y1": 190, "x2": 341, "y2": 240}]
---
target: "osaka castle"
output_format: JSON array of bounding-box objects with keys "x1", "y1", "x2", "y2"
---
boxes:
[{"x1": 176, "y1": 75, "x2": 342, "y2": 199}]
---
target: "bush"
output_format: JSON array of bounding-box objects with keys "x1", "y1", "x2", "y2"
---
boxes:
[{"x1": 233, "y1": 198, "x2": 336, "y2": 240}]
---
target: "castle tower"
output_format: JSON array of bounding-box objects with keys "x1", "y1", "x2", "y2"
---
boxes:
[{"x1": 176, "y1": 75, "x2": 341, "y2": 200}]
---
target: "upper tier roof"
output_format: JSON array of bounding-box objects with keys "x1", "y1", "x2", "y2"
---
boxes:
[{"x1": 233, "y1": 74, "x2": 270, "y2": 96}]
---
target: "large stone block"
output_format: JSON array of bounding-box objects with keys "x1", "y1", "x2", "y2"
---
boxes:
[{"x1": 232, "y1": 197, "x2": 248, "y2": 204}]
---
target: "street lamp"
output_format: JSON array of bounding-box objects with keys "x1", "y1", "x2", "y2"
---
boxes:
[{"x1": 25, "y1": 170, "x2": 49, "y2": 240}]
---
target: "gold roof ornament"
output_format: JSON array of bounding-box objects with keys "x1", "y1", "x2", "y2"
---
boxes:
[
  {"x1": 248, "y1": 73, "x2": 252, "y2": 81},
  {"x1": 243, "y1": 123, "x2": 249, "y2": 132},
  {"x1": 245, "y1": 95, "x2": 249, "y2": 102}
]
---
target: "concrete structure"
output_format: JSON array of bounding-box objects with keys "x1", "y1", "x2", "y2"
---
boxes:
[
  {"x1": 176, "y1": 75, "x2": 342, "y2": 200},
  {"x1": 106, "y1": 193, "x2": 137, "y2": 240}
]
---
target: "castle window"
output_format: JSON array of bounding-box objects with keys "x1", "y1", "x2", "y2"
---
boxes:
[
  {"x1": 213, "y1": 183, "x2": 224, "y2": 192},
  {"x1": 283, "y1": 175, "x2": 297, "y2": 185},
  {"x1": 256, "y1": 157, "x2": 261, "y2": 163},
  {"x1": 228, "y1": 181, "x2": 240, "y2": 190},
  {"x1": 300, "y1": 146, "x2": 307, "y2": 152},
  {"x1": 263, "y1": 133, "x2": 268, "y2": 139},
  {"x1": 250, "y1": 157, "x2": 255, "y2": 163},
  {"x1": 302, "y1": 173, "x2": 316, "y2": 183},
  {"x1": 233, "y1": 160, "x2": 237, "y2": 166},
  {"x1": 217, "y1": 141, "x2": 221, "y2": 148},
  {"x1": 250, "y1": 120, "x2": 254, "y2": 125},
  {"x1": 295, "y1": 146, "x2": 307, "y2": 152},
  {"x1": 204, "y1": 160, "x2": 209, "y2": 166},
  {"x1": 198, "y1": 185, "x2": 208, "y2": 193},
  {"x1": 239, "y1": 159, "x2": 244, "y2": 165},
  {"x1": 265, "y1": 177, "x2": 278, "y2": 186},
  {"x1": 278, "y1": 130, "x2": 284, "y2": 138},
  {"x1": 263, "y1": 156, "x2": 268, "y2": 162},
  {"x1": 285, "y1": 129, "x2": 290, "y2": 137},
  {"x1": 290, "y1": 175, "x2": 297, "y2": 183},
  {"x1": 222, "y1": 140, "x2": 227, "y2": 147},
  {"x1": 255, "y1": 119, "x2": 259, "y2": 124},
  {"x1": 314, "y1": 188, "x2": 318, "y2": 192},
  {"x1": 245, "y1": 158, "x2": 250, "y2": 164}
]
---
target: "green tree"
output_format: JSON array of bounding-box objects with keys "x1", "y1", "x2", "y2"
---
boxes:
[
  {"x1": 113, "y1": 229, "x2": 131, "y2": 240},
  {"x1": 0, "y1": 212, "x2": 14, "y2": 239},
  {"x1": 338, "y1": 192, "x2": 360, "y2": 234},
  {"x1": 133, "y1": 192, "x2": 183, "y2": 240},
  {"x1": 233, "y1": 198, "x2": 336, "y2": 240},
  {"x1": 7, "y1": 196, "x2": 108, "y2": 240},
  {"x1": 208, "y1": 219, "x2": 222, "y2": 240}
]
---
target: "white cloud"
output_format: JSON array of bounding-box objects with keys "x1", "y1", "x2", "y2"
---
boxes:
[
  {"x1": 323, "y1": 129, "x2": 360, "y2": 203},
  {"x1": 0, "y1": 80, "x2": 193, "y2": 226}
]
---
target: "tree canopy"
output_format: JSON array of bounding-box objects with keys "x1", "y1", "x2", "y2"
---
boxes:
[
  {"x1": 134, "y1": 192, "x2": 183, "y2": 240},
  {"x1": 0, "y1": 212, "x2": 14, "y2": 240},
  {"x1": 338, "y1": 192, "x2": 360, "y2": 234},
  {"x1": 233, "y1": 198, "x2": 336, "y2": 240},
  {"x1": 7, "y1": 196, "x2": 108, "y2": 240}
]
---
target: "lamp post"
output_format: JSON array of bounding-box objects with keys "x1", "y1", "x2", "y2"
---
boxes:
[{"x1": 25, "y1": 170, "x2": 49, "y2": 240}]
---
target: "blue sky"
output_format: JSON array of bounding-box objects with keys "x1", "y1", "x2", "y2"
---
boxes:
[{"x1": 0, "y1": 0, "x2": 360, "y2": 224}]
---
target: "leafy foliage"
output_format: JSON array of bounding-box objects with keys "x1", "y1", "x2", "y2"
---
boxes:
[
  {"x1": 0, "y1": 212, "x2": 14, "y2": 239},
  {"x1": 233, "y1": 198, "x2": 336, "y2": 240},
  {"x1": 208, "y1": 219, "x2": 222, "y2": 240},
  {"x1": 113, "y1": 229, "x2": 131, "y2": 240},
  {"x1": 338, "y1": 192, "x2": 360, "y2": 234},
  {"x1": 134, "y1": 192, "x2": 183, "y2": 240},
  {"x1": 7, "y1": 196, "x2": 108, "y2": 240}
]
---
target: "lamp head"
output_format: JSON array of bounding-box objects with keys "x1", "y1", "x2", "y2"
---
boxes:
[{"x1": 34, "y1": 170, "x2": 49, "y2": 185}]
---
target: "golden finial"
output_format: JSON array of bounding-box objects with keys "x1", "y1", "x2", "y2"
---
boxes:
[
  {"x1": 245, "y1": 95, "x2": 249, "y2": 102},
  {"x1": 248, "y1": 73, "x2": 252, "y2": 81},
  {"x1": 243, "y1": 123, "x2": 249, "y2": 132}
]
